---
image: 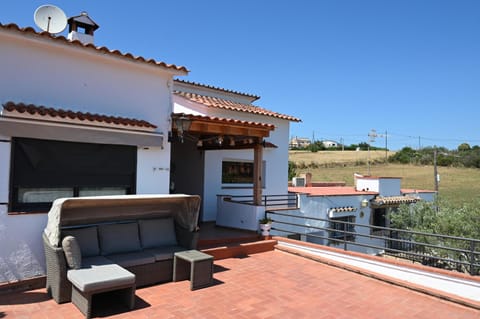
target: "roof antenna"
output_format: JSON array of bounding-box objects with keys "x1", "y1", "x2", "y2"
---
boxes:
[{"x1": 34, "y1": 4, "x2": 67, "y2": 34}]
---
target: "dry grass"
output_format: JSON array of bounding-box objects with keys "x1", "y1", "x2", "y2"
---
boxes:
[
  {"x1": 289, "y1": 150, "x2": 394, "y2": 165},
  {"x1": 290, "y1": 151, "x2": 480, "y2": 205}
]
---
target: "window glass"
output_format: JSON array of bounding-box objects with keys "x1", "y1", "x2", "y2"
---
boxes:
[
  {"x1": 221, "y1": 160, "x2": 266, "y2": 186},
  {"x1": 18, "y1": 188, "x2": 74, "y2": 203},
  {"x1": 222, "y1": 161, "x2": 254, "y2": 184},
  {"x1": 79, "y1": 187, "x2": 127, "y2": 197}
]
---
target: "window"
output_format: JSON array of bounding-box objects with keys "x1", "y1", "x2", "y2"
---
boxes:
[
  {"x1": 10, "y1": 137, "x2": 136, "y2": 212},
  {"x1": 329, "y1": 216, "x2": 355, "y2": 241},
  {"x1": 221, "y1": 160, "x2": 266, "y2": 186}
]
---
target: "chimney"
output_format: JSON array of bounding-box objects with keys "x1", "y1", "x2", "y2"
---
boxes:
[{"x1": 67, "y1": 11, "x2": 99, "y2": 45}]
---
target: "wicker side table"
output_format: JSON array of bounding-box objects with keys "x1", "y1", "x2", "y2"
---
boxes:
[{"x1": 173, "y1": 250, "x2": 213, "y2": 290}]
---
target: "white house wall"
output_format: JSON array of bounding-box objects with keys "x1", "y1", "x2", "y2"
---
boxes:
[
  {"x1": 1, "y1": 33, "x2": 173, "y2": 127},
  {"x1": 0, "y1": 205, "x2": 47, "y2": 283},
  {"x1": 356, "y1": 179, "x2": 379, "y2": 192},
  {"x1": 356, "y1": 178, "x2": 402, "y2": 196},
  {"x1": 0, "y1": 136, "x2": 10, "y2": 203},
  {"x1": 136, "y1": 147, "x2": 171, "y2": 194},
  {"x1": 0, "y1": 31, "x2": 178, "y2": 282},
  {"x1": 0, "y1": 135, "x2": 46, "y2": 281}
]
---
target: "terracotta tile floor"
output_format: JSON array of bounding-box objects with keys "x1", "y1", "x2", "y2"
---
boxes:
[{"x1": 1, "y1": 250, "x2": 478, "y2": 319}]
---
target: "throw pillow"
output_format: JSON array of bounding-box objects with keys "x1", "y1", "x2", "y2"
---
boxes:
[{"x1": 62, "y1": 236, "x2": 82, "y2": 269}]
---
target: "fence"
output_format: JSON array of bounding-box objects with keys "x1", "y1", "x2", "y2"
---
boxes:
[{"x1": 267, "y1": 210, "x2": 480, "y2": 276}]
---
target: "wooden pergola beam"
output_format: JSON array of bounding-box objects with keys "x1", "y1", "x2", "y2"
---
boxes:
[{"x1": 188, "y1": 121, "x2": 271, "y2": 138}]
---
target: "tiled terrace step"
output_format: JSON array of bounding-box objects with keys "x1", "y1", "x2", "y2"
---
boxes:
[
  {"x1": 200, "y1": 239, "x2": 277, "y2": 260},
  {"x1": 197, "y1": 233, "x2": 260, "y2": 248}
]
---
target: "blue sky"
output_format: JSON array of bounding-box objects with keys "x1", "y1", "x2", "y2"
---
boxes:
[{"x1": 2, "y1": 1, "x2": 479, "y2": 150}]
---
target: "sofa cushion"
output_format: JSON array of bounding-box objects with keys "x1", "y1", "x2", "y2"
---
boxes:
[
  {"x1": 67, "y1": 263, "x2": 135, "y2": 293},
  {"x1": 98, "y1": 222, "x2": 141, "y2": 255},
  {"x1": 62, "y1": 226, "x2": 100, "y2": 257},
  {"x1": 105, "y1": 251, "x2": 156, "y2": 268},
  {"x1": 139, "y1": 217, "x2": 177, "y2": 249},
  {"x1": 62, "y1": 236, "x2": 82, "y2": 269},
  {"x1": 144, "y1": 246, "x2": 187, "y2": 261}
]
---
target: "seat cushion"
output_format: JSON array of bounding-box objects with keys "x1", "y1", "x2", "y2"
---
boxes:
[
  {"x1": 62, "y1": 236, "x2": 82, "y2": 269},
  {"x1": 62, "y1": 226, "x2": 100, "y2": 257},
  {"x1": 144, "y1": 246, "x2": 187, "y2": 261},
  {"x1": 67, "y1": 263, "x2": 135, "y2": 293},
  {"x1": 105, "y1": 251, "x2": 156, "y2": 268},
  {"x1": 98, "y1": 222, "x2": 141, "y2": 255},
  {"x1": 139, "y1": 217, "x2": 178, "y2": 249}
]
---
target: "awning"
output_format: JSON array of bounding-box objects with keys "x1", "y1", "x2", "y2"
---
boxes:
[
  {"x1": 371, "y1": 195, "x2": 421, "y2": 207},
  {"x1": 328, "y1": 206, "x2": 357, "y2": 218},
  {"x1": 0, "y1": 102, "x2": 163, "y2": 147}
]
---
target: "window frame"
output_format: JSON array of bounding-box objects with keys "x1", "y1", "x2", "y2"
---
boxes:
[
  {"x1": 221, "y1": 159, "x2": 266, "y2": 188},
  {"x1": 9, "y1": 137, "x2": 137, "y2": 213},
  {"x1": 329, "y1": 216, "x2": 355, "y2": 242}
]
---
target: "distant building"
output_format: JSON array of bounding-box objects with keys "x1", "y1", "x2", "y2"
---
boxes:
[
  {"x1": 279, "y1": 174, "x2": 436, "y2": 255},
  {"x1": 289, "y1": 137, "x2": 311, "y2": 149},
  {"x1": 322, "y1": 140, "x2": 339, "y2": 148}
]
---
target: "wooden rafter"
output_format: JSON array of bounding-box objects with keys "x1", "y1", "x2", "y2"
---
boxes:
[{"x1": 172, "y1": 113, "x2": 274, "y2": 139}]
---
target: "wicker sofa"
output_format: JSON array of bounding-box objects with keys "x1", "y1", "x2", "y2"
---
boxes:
[{"x1": 42, "y1": 194, "x2": 201, "y2": 304}]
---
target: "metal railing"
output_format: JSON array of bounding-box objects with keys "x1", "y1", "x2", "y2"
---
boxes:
[
  {"x1": 266, "y1": 210, "x2": 480, "y2": 276},
  {"x1": 224, "y1": 194, "x2": 298, "y2": 209}
]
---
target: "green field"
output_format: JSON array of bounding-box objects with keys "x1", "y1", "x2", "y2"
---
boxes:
[{"x1": 290, "y1": 150, "x2": 480, "y2": 205}]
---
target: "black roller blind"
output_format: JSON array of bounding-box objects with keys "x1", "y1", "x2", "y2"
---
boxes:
[{"x1": 12, "y1": 137, "x2": 136, "y2": 188}]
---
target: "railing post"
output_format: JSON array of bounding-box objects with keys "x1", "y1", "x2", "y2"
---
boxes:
[
  {"x1": 470, "y1": 240, "x2": 476, "y2": 275},
  {"x1": 343, "y1": 222, "x2": 347, "y2": 251}
]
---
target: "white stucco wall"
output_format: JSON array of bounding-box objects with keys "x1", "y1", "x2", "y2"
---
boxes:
[
  {"x1": 0, "y1": 136, "x2": 47, "y2": 281},
  {"x1": 0, "y1": 30, "x2": 181, "y2": 282},
  {"x1": 356, "y1": 177, "x2": 402, "y2": 196},
  {"x1": 0, "y1": 137, "x2": 10, "y2": 203},
  {"x1": 136, "y1": 146, "x2": 171, "y2": 194},
  {"x1": 216, "y1": 196, "x2": 265, "y2": 231}
]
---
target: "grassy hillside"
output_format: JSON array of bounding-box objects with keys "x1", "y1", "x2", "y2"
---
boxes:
[{"x1": 289, "y1": 150, "x2": 480, "y2": 205}]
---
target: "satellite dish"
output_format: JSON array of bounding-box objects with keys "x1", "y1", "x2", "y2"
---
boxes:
[{"x1": 34, "y1": 5, "x2": 67, "y2": 34}]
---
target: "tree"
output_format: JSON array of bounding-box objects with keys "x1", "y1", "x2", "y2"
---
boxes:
[
  {"x1": 458, "y1": 143, "x2": 471, "y2": 152},
  {"x1": 390, "y1": 199, "x2": 480, "y2": 274},
  {"x1": 288, "y1": 161, "x2": 297, "y2": 181}
]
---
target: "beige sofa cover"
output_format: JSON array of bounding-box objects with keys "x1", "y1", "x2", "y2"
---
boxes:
[{"x1": 44, "y1": 194, "x2": 201, "y2": 247}]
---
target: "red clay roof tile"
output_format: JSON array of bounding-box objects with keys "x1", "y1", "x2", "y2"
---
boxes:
[
  {"x1": 174, "y1": 91, "x2": 301, "y2": 122},
  {"x1": 174, "y1": 79, "x2": 260, "y2": 100},
  {"x1": 0, "y1": 23, "x2": 188, "y2": 74},
  {"x1": 2, "y1": 101, "x2": 157, "y2": 129}
]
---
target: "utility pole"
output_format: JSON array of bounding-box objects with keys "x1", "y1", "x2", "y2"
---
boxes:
[
  {"x1": 385, "y1": 130, "x2": 388, "y2": 163},
  {"x1": 433, "y1": 149, "x2": 439, "y2": 192},
  {"x1": 368, "y1": 129, "x2": 378, "y2": 175}
]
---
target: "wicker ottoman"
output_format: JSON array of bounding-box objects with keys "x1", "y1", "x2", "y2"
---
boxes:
[
  {"x1": 67, "y1": 263, "x2": 136, "y2": 318},
  {"x1": 173, "y1": 250, "x2": 213, "y2": 290}
]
